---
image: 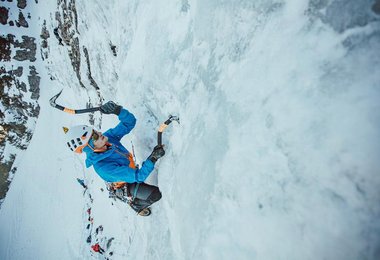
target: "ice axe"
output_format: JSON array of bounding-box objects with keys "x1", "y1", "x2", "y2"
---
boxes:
[
  {"x1": 49, "y1": 89, "x2": 101, "y2": 114},
  {"x1": 157, "y1": 115, "x2": 179, "y2": 146}
]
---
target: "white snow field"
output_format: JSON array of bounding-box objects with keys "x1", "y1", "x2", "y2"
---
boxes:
[{"x1": 1, "y1": 0, "x2": 379, "y2": 259}]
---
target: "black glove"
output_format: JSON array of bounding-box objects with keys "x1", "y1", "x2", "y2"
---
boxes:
[
  {"x1": 100, "y1": 101, "x2": 122, "y2": 115},
  {"x1": 148, "y1": 145, "x2": 165, "y2": 163}
]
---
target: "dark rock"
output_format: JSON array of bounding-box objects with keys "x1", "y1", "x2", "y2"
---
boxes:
[
  {"x1": 7, "y1": 124, "x2": 31, "y2": 149},
  {"x1": 13, "y1": 35, "x2": 36, "y2": 62},
  {"x1": 69, "y1": 37, "x2": 81, "y2": 69},
  {"x1": 41, "y1": 40, "x2": 48, "y2": 48},
  {"x1": 40, "y1": 20, "x2": 50, "y2": 56},
  {"x1": 55, "y1": 0, "x2": 104, "y2": 119},
  {"x1": 17, "y1": 81, "x2": 27, "y2": 92},
  {"x1": 83, "y1": 46, "x2": 100, "y2": 90},
  {"x1": 0, "y1": 35, "x2": 13, "y2": 61},
  {"x1": 0, "y1": 154, "x2": 15, "y2": 202},
  {"x1": 0, "y1": 8, "x2": 41, "y2": 205},
  {"x1": 110, "y1": 43, "x2": 117, "y2": 57},
  {"x1": 0, "y1": 126, "x2": 7, "y2": 144},
  {"x1": 68, "y1": 37, "x2": 85, "y2": 88},
  {"x1": 40, "y1": 21, "x2": 50, "y2": 40},
  {"x1": 53, "y1": 27, "x2": 59, "y2": 36},
  {"x1": 0, "y1": 6, "x2": 8, "y2": 25},
  {"x1": 61, "y1": 23, "x2": 76, "y2": 45},
  {"x1": 17, "y1": 0, "x2": 26, "y2": 9},
  {"x1": 28, "y1": 66, "x2": 40, "y2": 100},
  {"x1": 68, "y1": 0, "x2": 79, "y2": 34},
  {"x1": 12, "y1": 66, "x2": 23, "y2": 77},
  {"x1": 53, "y1": 27, "x2": 64, "y2": 45},
  {"x1": 17, "y1": 11, "x2": 28, "y2": 28},
  {"x1": 373, "y1": 0, "x2": 380, "y2": 14},
  {"x1": 30, "y1": 103, "x2": 40, "y2": 118},
  {"x1": 0, "y1": 69, "x2": 12, "y2": 92}
]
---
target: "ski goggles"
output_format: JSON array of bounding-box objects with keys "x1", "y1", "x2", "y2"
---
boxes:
[{"x1": 91, "y1": 130, "x2": 100, "y2": 142}]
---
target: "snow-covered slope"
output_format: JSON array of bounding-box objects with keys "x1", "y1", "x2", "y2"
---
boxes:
[
  {"x1": 0, "y1": 0, "x2": 41, "y2": 205},
  {"x1": 1, "y1": 0, "x2": 379, "y2": 259}
]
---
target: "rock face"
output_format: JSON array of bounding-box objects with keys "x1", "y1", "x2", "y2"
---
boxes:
[
  {"x1": 28, "y1": 66, "x2": 40, "y2": 100},
  {"x1": 0, "y1": 6, "x2": 8, "y2": 25},
  {"x1": 16, "y1": 10, "x2": 28, "y2": 27},
  {"x1": 55, "y1": 0, "x2": 85, "y2": 88},
  {"x1": 13, "y1": 35, "x2": 36, "y2": 61},
  {"x1": 54, "y1": 0, "x2": 104, "y2": 126},
  {"x1": 1, "y1": 0, "x2": 107, "y2": 205},
  {"x1": 40, "y1": 20, "x2": 50, "y2": 59},
  {"x1": 0, "y1": 34, "x2": 12, "y2": 61},
  {"x1": 0, "y1": 0, "x2": 105, "y2": 205},
  {"x1": 17, "y1": 0, "x2": 27, "y2": 9},
  {"x1": 0, "y1": 0, "x2": 40, "y2": 205},
  {"x1": 0, "y1": 65, "x2": 40, "y2": 204}
]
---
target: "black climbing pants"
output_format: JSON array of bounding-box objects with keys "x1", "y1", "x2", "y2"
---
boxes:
[{"x1": 127, "y1": 183, "x2": 162, "y2": 213}]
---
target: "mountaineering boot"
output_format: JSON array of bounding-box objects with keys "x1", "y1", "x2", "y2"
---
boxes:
[{"x1": 138, "y1": 208, "x2": 152, "y2": 217}]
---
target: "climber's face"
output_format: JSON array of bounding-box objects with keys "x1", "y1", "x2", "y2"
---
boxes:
[{"x1": 92, "y1": 130, "x2": 108, "y2": 149}]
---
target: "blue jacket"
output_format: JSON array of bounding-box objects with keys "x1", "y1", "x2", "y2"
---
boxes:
[{"x1": 83, "y1": 108, "x2": 155, "y2": 183}]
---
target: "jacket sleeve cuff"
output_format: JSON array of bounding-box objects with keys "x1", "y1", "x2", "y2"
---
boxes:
[{"x1": 117, "y1": 108, "x2": 127, "y2": 119}]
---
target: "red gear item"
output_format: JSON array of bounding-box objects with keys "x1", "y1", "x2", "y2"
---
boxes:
[{"x1": 91, "y1": 243, "x2": 100, "y2": 252}]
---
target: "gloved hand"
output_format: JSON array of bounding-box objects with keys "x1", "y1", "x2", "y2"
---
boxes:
[
  {"x1": 100, "y1": 101, "x2": 122, "y2": 115},
  {"x1": 148, "y1": 145, "x2": 165, "y2": 163}
]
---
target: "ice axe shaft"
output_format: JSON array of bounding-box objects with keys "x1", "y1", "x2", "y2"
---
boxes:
[
  {"x1": 157, "y1": 115, "x2": 179, "y2": 146},
  {"x1": 49, "y1": 90, "x2": 101, "y2": 114}
]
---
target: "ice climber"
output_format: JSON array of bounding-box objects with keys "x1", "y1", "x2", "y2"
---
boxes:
[{"x1": 64, "y1": 101, "x2": 164, "y2": 216}]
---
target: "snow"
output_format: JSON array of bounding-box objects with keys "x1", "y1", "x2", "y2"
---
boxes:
[{"x1": 1, "y1": 0, "x2": 380, "y2": 259}]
